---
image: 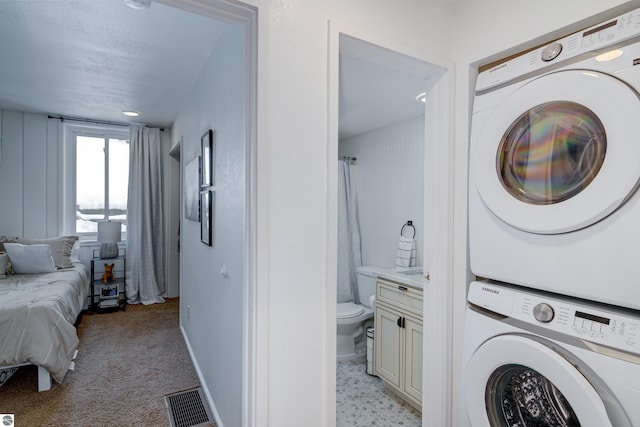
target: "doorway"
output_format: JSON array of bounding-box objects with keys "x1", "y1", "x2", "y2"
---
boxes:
[
  {"x1": 328, "y1": 24, "x2": 454, "y2": 427},
  {"x1": 168, "y1": 139, "x2": 181, "y2": 298}
]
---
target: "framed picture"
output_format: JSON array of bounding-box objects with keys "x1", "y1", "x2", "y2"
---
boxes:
[
  {"x1": 184, "y1": 156, "x2": 200, "y2": 221},
  {"x1": 201, "y1": 129, "x2": 214, "y2": 187},
  {"x1": 100, "y1": 284, "x2": 119, "y2": 298},
  {"x1": 200, "y1": 190, "x2": 214, "y2": 246}
]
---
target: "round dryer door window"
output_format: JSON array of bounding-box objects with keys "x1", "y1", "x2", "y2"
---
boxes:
[
  {"x1": 465, "y1": 335, "x2": 629, "y2": 427},
  {"x1": 473, "y1": 70, "x2": 640, "y2": 234},
  {"x1": 498, "y1": 101, "x2": 606, "y2": 206}
]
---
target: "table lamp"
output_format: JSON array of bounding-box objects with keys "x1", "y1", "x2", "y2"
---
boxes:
[{"x1": 98, "y1": 221, "x2": 121, "y2": 259}]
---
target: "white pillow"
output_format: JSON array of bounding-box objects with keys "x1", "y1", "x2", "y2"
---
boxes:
[
  {"x1": 69, "y1": 238, "x2": 82, "y2": 263},
  {"x1": 0, "y1": 253, "x2": 8, "y2": 279},
  {"x1": 18, "y1": 235, "x2": 78, "y2": 269},
  {"x1": 4, "y1": 243, "x2": 56, "y2": 274}
]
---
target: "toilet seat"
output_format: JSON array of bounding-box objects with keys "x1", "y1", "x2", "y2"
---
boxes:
[{"x1": 337, "y1": 302, "x2": 365, "y2": 319}]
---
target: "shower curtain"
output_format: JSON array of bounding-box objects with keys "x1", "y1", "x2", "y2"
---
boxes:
[{"x1": 337, "y1": 159, "x2": 362, "y2": 304}]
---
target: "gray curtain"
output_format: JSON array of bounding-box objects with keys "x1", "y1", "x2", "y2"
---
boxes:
[
  {"x1": 126, "y1": 125, "x2": 165, "y2": 305},
  {"x1": 337, "y1": 160, "x2": 362, "y2": 304}
]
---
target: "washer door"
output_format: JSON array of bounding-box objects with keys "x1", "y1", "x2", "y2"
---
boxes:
[
  {"x1": 465, "y1": 335, "x2": 626, "y2": 427},
  {"x1": 473, "y1": 69, "x2": 640, "y2": 234}
]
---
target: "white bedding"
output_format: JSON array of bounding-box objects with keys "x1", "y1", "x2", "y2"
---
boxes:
[{"x1": 0, "y1": 263, "x2": 88, "y2": 383}]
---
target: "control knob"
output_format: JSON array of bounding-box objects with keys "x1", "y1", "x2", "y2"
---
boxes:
[
  {"x1": 533, "y1": 303, "x2": 555, "y2": 323},
  {"x1": 541, "y1": 42, "x2": 563, "y2": 62}
]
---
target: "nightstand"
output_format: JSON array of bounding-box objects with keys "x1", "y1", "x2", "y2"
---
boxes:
[{"x1": 90, "y1": 249, "x2": 126, "y2": 312}]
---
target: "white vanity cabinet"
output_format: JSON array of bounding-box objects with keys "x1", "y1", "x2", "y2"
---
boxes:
[{"x1": 374, "y1": 278, "x2": 423, "y2": 411}]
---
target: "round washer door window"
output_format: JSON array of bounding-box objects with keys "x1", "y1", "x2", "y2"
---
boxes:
[
  {"x1": 473, "y1": 70, "x2": 640, "y2": 234},
  {"x1": 486, "y1": 364, "x2": 580, "y2": 426},
  {"x1": 465, "y1": 335, "x2": 623, "y2": 427}
]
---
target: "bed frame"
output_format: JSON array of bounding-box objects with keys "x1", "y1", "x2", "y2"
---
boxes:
[{"x1": 0, "y1": 349, "x2": 78, "y2": 391}]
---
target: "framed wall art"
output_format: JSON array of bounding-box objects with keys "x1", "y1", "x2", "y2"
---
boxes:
[
  {"x1": 200, "y1": 190, "x2": 214, "y2": 246},
  {"x1": 184, "y1": 156, "x2": 200, "y2": 221},
  {"x1": 201, "y1": 129, "x2": 214, "y2": 187}
]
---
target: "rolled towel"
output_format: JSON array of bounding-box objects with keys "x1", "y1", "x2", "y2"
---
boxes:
[{"x1": 395, "y1": 236, "x2": 416, "y2": 268}]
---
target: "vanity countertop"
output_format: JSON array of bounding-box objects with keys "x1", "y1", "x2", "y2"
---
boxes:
[{"x1": 377, "y1": 267, "x2": 428, "y2": 290}]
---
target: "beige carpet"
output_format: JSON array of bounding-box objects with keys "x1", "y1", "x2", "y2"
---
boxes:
[{"x1": 0, "y1": 298, "x2": 201, "y2": 426}]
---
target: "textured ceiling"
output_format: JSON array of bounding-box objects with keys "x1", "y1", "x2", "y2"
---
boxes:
[
  {"x1": 339, "y1": 35, "x2": 445, "y2": 140},
  {"x1": 0, "y1": 0, "x2": 442, "y2": 135},
  {"x1": 0, "y1": 0, "x2": 228, "y2": 127}
]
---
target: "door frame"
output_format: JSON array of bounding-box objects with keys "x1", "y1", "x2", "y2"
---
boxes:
[
  {"x1": 162, "y1": 0, "x2": 260, "y2": 425},
  {"x1": 327, "y1": 20, "x2": 455, "y2": 426}
]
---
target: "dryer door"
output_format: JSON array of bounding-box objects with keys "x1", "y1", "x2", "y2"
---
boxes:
[
  {"x1": 465, "y1": 334, "x2": 630, "y2": 427},
  {"x1": 472, "y1": 69, "x2": 640, "y2": 234}
]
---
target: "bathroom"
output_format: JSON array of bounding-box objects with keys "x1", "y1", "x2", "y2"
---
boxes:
[{"x1": 335, "y1": 35, "x2": 431, "y2": 425}]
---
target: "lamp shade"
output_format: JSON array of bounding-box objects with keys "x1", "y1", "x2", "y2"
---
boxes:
[
  {"x1": 98, "y1": 221, "x2": 122, "y2": 243},
  {"x1": 97, "y1": 221, "x2": 121, "y2": 259}
]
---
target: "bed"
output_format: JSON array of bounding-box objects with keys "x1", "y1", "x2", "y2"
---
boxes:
[{"x1": 0, "y1": 236, "x2": 88, "y2": 391}]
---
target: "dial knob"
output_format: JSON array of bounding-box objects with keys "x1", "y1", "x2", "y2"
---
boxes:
[
  {"x1": 533, "y1": 303, "x2": 555, "y2": 323},
  {"x1": 541, "y1": 42, "x2": 563, "y2": 62}
]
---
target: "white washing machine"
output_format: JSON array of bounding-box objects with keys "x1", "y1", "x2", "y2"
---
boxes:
[
  {"x1": 469, "y1": 8, "x2": 640, "y2": 310},
  {"x1": 461, "y1": 280, "x2": 640, "y2": 427}
]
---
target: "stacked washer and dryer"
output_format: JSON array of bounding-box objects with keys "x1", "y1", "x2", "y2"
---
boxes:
[{"x1": 465, "y1": 9, "x2": 640, "y2": 427}]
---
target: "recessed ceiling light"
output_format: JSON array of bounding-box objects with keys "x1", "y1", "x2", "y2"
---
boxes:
[
  {"x1": 416, "y1": 92, "x2": 427, "y2": 103},
  {"x1": 124, "y1": 0, "x2": 152, "y2": 10},
  {"x1": 122, "y1": 111, "x2": 141, "y2": 117}
]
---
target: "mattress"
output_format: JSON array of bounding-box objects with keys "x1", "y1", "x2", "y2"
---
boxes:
[{"x1": 0, "y1": 263, "x2": 88, "y2": 383}]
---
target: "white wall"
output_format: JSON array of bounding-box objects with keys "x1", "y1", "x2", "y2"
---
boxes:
[
  {"x1": 0, "y1": 111, "x2": 61, "y2": 238},
  {"x1": 170, "y1": 21, "x2": 246, "y2": 427},
  {"x1": 254, "y1": 1, "x2": 453, "y2": 425},
  {"x1": 450, "y1": 1, "x2": 638, "y2": 425},
  {"x1": 339, "y1": 116, "x2": 425, "y2": 269}
]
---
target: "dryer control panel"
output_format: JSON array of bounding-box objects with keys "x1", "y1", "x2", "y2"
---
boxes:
[
  {"x1": 468, "y1": 281, "x2": 640, "y2": 356},
  {"x1": 477, "y1": 8, "x2": 640, "y2": 92}
]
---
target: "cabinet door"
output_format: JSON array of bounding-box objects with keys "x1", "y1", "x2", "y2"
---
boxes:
[
  {"x1": 403, "y1": 316, "x2": 423, "y2": 408},
  {"x1": 374, "y1": 304, "x2": 402, "y2": 388}
]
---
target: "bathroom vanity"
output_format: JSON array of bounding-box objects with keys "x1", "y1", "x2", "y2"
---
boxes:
[{"x1": 373, "y1": 275, "x2": 423, "y2": 411}]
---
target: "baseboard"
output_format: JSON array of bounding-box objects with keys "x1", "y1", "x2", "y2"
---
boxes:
[{"x1": 180, "y1": 325, "x2": 224, "y2": 427}]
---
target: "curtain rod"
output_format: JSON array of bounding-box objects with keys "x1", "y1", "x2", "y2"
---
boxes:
[
  {"x1": 340, "y1": 156, "x2": 357, "y2": 163},
  {"x1": 48, "y1": 115, "x2": 165, "y2": 131}
]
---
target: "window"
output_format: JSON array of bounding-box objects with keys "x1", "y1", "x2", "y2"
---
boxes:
[{"x1": 62, "y1": 124, "x2": 130, "y2": 237}]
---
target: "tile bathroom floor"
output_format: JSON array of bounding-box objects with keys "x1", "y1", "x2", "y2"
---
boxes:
[{"x1": 336, "y1": 360, "x2": 422, "y2": 426}]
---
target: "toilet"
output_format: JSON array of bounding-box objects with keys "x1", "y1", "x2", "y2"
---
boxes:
[{"x1": 336, "y1": 265, "x2": 383, "y2": 361}]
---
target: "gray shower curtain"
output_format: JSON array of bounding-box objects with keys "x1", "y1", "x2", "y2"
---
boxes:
[{"x1": 337, "y1": 160, "x2": 362, "y2": 304}]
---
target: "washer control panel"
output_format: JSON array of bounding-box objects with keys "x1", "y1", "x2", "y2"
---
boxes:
[
  {"x1": 477, "y1": 8, "x2": 640, "y2": 92},
  {"x1": 469, "y1": 281, "x2": 639, "y2": 355},
  {"x1": 533, "y1": 302, "x2": 555, "y2": 322}
]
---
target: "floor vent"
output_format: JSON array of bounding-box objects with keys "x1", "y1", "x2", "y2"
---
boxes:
[{"x1": 165, "y1": 387, "x2": 216, "y2": 427}]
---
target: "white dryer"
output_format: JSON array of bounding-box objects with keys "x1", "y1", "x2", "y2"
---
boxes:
[
  {"x1": 470, "y1": 8, "x2": 640, "y2": 310},
  {"x1": 461, "y1": 280, "x2": 640, "y2": 427}
]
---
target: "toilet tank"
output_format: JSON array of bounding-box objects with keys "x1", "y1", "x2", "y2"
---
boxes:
[{"x1": 357, "y1": 266, "x2": 381, "y2": 308}]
